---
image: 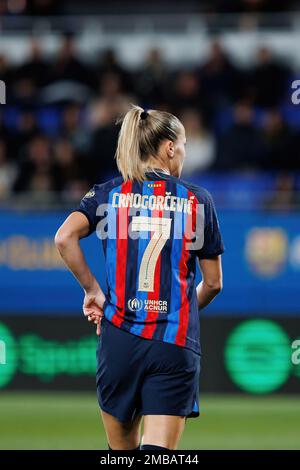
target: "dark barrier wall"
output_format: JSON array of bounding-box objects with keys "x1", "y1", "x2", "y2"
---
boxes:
[
  {"x1": 0, "y1": 209, "x2": 300, "y2": 314},
  {"x1": 0, "y1": 316, "x2": 299, "y2": 394}
]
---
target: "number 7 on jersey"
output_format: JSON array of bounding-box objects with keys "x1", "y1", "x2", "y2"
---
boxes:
[{"x1": 131, "y1": 216, "x2": 172, "y2": 292}]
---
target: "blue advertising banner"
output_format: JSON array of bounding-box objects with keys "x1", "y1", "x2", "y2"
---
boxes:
[
  {"x1": 0, "y1": 209, "x2": 299, "y2": 315},
  {"x1": 218, "y1": 210, "x2": 300, "y2": 315}
]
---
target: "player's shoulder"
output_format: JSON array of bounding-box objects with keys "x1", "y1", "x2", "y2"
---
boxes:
[
  {"x1": 85, "y1": 175, "x2": 124, "y2": 200},
  {"x1": 176, "y1": 176, "x2": 214, "y2": 205}
]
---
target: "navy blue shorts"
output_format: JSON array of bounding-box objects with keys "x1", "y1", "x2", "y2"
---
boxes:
[{"x1": 96, "y1": 316, "x2": 201, "y2": 423}]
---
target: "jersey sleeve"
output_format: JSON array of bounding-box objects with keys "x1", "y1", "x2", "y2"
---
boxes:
[
  {"x1": 196, "y1": 189, "x2": 225, "y2": 259},
  {"x1": 73, "y1": 187, "x2": 99, "y2": 235}
]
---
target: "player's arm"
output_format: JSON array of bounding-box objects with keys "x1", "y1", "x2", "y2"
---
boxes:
[
  {"x1": 195, "y1": 188, "x2": 224, "y2": 309},
  {"x1": 55, "y1": 211, "x2": 105, "y2": 333},
  {"x1": 196, "y1": 255, "x2": 223, "y2": 310}
]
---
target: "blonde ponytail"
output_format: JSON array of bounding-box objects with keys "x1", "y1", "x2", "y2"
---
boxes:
[
  {"x1": 115, "y1": 105, "x2": 145, "y2": 182},
  {"x1": 115, "y1": 104, "x2": 182, "y2": 182}
]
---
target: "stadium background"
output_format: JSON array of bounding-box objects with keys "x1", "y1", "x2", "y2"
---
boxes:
[{"x1": 0, "y1": 0, "x2": 300, "y2": 450}]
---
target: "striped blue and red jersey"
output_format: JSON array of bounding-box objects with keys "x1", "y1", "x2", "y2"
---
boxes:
[{"x1": 76, "y1": 170, "x2": 224, "y2": 355}]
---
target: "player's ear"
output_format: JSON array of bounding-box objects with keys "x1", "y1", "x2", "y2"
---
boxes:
[{"x1": 165, "y1": 140, "x2": 175, "y2": 159}]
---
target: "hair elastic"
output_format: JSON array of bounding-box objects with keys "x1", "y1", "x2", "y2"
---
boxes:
[{"x1": 140, "y1": 110, "x2": 149, "y2": 120}]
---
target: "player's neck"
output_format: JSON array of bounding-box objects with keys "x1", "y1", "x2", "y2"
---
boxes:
[{"x1": 146, "y1": 165, "x2": 170, "y2": 176}]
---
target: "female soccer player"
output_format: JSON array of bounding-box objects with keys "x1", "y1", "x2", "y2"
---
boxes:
[{"x1": 55, "y1": 105, "x2": 224, "y2": 451}]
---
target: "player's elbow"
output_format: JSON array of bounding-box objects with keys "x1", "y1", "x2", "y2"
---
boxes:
[
  {"x1": 214, "y1": 281, "x2": 223, "y2": 295},
  {"x1": 54, "y1": 228, "x2": 72, "y2": 252},
  {"x1": 206, "y1": 278, "x2": 223, "y2": 295}
]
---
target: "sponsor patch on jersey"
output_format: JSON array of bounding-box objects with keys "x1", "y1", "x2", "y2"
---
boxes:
[
  {"x1": 127, "y1": 298, "x2": 168, "y2": 313},
  {"x1": 127, "y1": 298, "x2": 144, "y2": 312},
  {"x1": 144, "y1": 299, "x2": 168, "y2": 312}
]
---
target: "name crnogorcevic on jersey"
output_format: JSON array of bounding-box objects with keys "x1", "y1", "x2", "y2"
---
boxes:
[{"x1": 75, "y1": 170, "x2": 224, "y2": 355}]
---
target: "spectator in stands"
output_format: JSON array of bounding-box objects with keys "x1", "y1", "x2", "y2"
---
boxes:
[
  {"x1": 60, "y1": 102, "x2": 91, "y2": 154},
  {"x1": 215, "y1": 102, "x2": 266, "y2": 169},
  {"x1": 249, "y1": 47, "x2": 290, "y2": 107},
  {"x1": 13, "y1": 39, "x2": 49, "y2": 92},
  {"x1": 13, "y1": 134, "x2": 59, "y2": 193},
  {"x1": 53, "y1": 137, "x2": 89, "y2": 199},
  {"x1": 50, "y1": 34, "x2": 93, "y2": 89},
  {"x1": 262, "y1": 109, "x2": 298, "y2": 170},
  {"x1": 61, "y1": 103, "x2": 81, "y2": 140},
  {"x1": 60, "y1": 101, "x2": 123, "y2": 186},
  {"x1": 98, "y1": 72, "x2": 125, "y2": 100},
  {"x1": 199, "y1": 40, "x2": 242, "y2": 109},
  {"x1": 95, "y1": 48, "x2": 132, "y2": 94},
  {"x1": 14, "y1": 110, "x2": 41, "y2": 159},
  {"x1": 167, "y1": 70, "x2": 210, "y2": 121},
  {"x1": 87, "y1": 97, "x2": 129, "y2": 181},
  {"x1": 180, "y1": 109, "x2": 216, "y2": 175},
  {"x1": 11, "y1": 41, "x2": 50, "y2": 104},
  {"x1": 135, "y1": 48, "x2": 170, "y2": 107},
  {"x1": 0, "y1": 53, "x2": 20, "y2": 105}
]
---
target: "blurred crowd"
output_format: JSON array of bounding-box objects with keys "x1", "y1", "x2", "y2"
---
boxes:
[
  {"x1": 0, "y1": 0, "x2": 298, "y2": 16},
  {"x1": 0, "y1": 35, "x2": 300, "y2": 203}
]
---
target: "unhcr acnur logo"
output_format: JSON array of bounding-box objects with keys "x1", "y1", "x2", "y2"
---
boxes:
[{"x1": 128, "y1": 298, "x2": 144, "y2": 312}]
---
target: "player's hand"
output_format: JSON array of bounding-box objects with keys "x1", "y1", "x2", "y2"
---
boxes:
[
  {"x1": 86, "y1": 313, "x2": 102, "y2": 335},
  {"x1": 89, "y1": 314, "x2": 102, "y2": 336},
  {"x1": 83, "y1": 286, "x2": 106, "y2": 335}
]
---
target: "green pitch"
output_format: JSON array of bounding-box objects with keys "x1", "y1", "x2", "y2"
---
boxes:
[{"x1": 0, "y1": 392, "x2": 299, "y2": 450}]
